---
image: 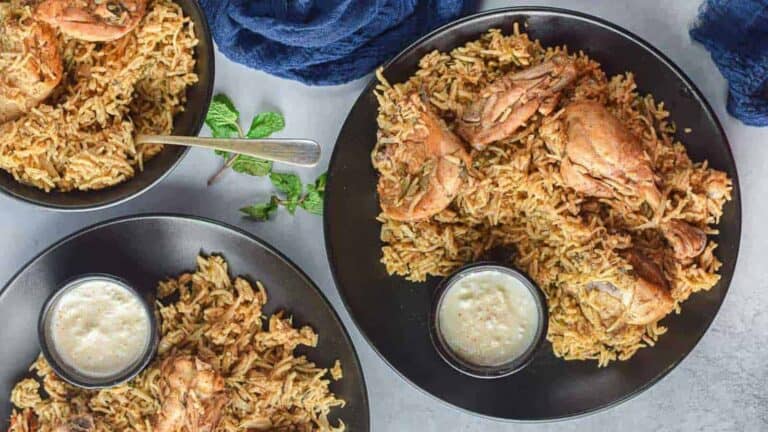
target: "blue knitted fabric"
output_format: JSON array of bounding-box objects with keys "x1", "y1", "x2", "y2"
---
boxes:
[
  {"x1": 199, "y1": 0, "x2": 470, "y2": 86},
  {"x1": 690, "y1": 0, "x2": 768, "y2": 126}
]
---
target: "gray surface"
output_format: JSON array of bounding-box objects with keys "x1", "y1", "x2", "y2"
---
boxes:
[{"x1": 1, "y1": 0, "x2": 766, "y2": 430}]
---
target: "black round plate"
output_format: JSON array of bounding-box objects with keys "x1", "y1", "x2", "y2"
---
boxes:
[
  {"x1": 0, "y1": 0, "x2": 215, "y2": 211},
  {"x1": 0, "y1": 215, "x2": 369, "y2": 430},
  {"x1": 324, "y1": 7, "x2": 741, "y2": 421}
]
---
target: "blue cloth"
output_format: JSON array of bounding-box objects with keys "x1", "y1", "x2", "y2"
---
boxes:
[
  {"x1": 690, "y1": 0, "x2": 768, "y2": 126},
  {"x1": 199, "y1": 0, "x2": 470, "y2": 86}
]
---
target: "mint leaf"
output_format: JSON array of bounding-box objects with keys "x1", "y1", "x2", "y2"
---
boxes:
[
  {"x1": 314, "y1": 173, "x2": 327, "y2": 192},
  {"x1": 232, "y1": 156, "x2": 272, "y2": 176},
  {"x1": 301, "y1": 186, "x2": 323, "y2": 215},
  {"x1": 300, "y1": 173, "x2": 327, "y2": 215},
  {"x1": 213, "y1": 93, "x2": 238, "y2": 114},
  {"x1": 269, "y1": 172, "x2": 302, "y2": 214},
  {"x1": 215, "y1": 150, "x2": 271, "y2": 176},
  {"x1": 285, "y1": 197, "x2": 300, "y2": 214},
  {"x1": 211, "y1": 123, "x2": 240, "y2": 139},
  {"x1": 205, "y1": 94, "x2": 240, "y2": 138},
  {"x1": 247, "y1": 112, "x2": 285, "y2": 139},
  {"x1": 269, "y1": 172, "x2": 302, "y2": 197},
  {"x1": 240, "y1": 197, "x2": 278, "y2": 221}
]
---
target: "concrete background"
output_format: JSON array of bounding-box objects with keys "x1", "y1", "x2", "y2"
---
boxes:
[{"x1": 1, "y1": 0, "x2": 765, "y2": 430}]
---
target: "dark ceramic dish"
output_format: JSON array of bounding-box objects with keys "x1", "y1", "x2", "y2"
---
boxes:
[
  {"x1": 38, "y1": 274, "x2": 159, "y2": 389},
  {"x1": 0, "y1": 215, "x2": 369, "y2": 430},
  {"x1": 0, "y1": 0, "x2": 215, "y2": 211},
  {"x1": 324, "y1": 7, "x2": 741, "y2": 421},
  {"x1": 429, "y1": 262, "x2": 548, "y2": 379}
]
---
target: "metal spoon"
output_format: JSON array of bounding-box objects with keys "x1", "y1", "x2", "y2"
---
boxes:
[{"x1": 136, "y1": 135, "x2": 321, "y2": 167}]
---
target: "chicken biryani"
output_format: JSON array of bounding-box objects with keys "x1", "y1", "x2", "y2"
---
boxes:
[
  {"x1": 0, "y1": 0, "x2": 198, "y2": 192},
  {"x1": 8, "y1": 255, "x2": 346, "y2": 431},
  {"x1": 372, "y1": 26, "x2": 732, "y2": 366}
]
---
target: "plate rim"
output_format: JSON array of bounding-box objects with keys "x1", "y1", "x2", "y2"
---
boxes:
[
  {"x1": 1, "y1": 213, "x2": 371, "y2": 430},
  {"x1": 324, "y1": 6, "x2": 742, "y2": 422}
]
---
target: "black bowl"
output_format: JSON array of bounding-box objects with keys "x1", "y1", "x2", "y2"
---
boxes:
[
  {"x1": 429, "y1": 262, "x2": 549, "y2": 379},
  {"x1": 325, "y1": 7, "x2": 741, "y2": 421},
  {"x1": 37, "y1": 274, "x2": 159, "y2": 389},
  {"x1": 0, "y1": 0, "x2": 215, "y2": 211}
]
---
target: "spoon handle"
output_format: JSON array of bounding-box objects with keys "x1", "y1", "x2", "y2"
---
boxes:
[{"x1": 136, "y1": 135, "x2": 321, "y2": 167}]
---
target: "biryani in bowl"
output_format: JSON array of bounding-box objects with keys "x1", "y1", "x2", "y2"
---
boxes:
[
  {"x1": 0, "y1": 0, "x2": 198, "y2": 192},
  {"x1": 372, "y1": 26, "x2": 732, "y2": 366}
]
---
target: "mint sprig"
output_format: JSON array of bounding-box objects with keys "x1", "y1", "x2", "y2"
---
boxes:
[
  {"x1": 301, "y1": 173, "x2": 326, "y2": 215},
  {"x1": 240, "y1": 173, "x2": 327, "y2": 221},
  {"x1": 206, "y1": 93, "x2": 324, "y2": 222},
  {"x1": 247, "y1": 112, "x2": 285, "y2": 139},
  {"x1": 230, "y1": 155, "x2": 273, "y2": 177},
  {"x1": 205, "y1": 94, "x2": 284, "y2": 182},
  {"x1": 205, "y1": 94, "x2": 241, "y2": 138},
  {"x1": 240, "y1": 197, "x2": 279, "y2": 221}
]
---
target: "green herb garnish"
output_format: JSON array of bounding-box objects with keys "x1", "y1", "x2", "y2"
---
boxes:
[
  {"x1": 205, "y1": 94, "x2": 285, "y2": 183},
  {"x1": 205, "y1": 94, "x2": 325, "y2": 222},
  {"x1": 205, "y1": 94, "x2": 241, "y2": 138},
  {"x1": 269, "y1": 172, "x2": 302, "y2": 214},
  {"x1": 247, "y1": 112, "x2": 286, "y2": 139},
  {"x1": 231, "y1": 155, "x2": 273, "y2": 177},
  {"x1": 300, "y1": 173, "x2": 326, "y2": 215},
  {"x1": 240, "y1": 173, "x2": 328, "y2": 221},
  {"x1": 240, "y1": 197, "x2": 279, "y2": 221}
]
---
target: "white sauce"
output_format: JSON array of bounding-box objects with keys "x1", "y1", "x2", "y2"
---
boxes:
[
  {"x1": 438, "y1": 270, "x2": 539, "y2": 366},
  {"x1": 49, "y1": 279, "x2": 150, "y2": 377}
]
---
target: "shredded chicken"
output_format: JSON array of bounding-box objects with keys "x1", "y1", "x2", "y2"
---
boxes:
[{"x1": 152, "y1": 356, "x2": 227, "y2": 432}]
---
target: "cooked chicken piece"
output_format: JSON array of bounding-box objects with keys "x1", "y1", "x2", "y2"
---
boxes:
[
  {"x1": 543, "y1": 101, "x2": 662, "y2": 209},
  {"x1": 457, "y1": 54, "x2": 577, "y2": 150},
  {"x1": 54, "y1": 414, "x2": 94, "y2": 432},
  {"x1": 378, "y1": 93, "x2": 472, "y2": 222},
  {"x1": 585, "y1": 250, "x2": 674, "y2": 326},
  {"x1": 623, "y1": 250, "x2": 675, "y2": 324},
  {"x1": 35, "y1": 0, "x2": 148, "y2": 42},
  {"x1": 559, "y1": 157, "x2": 613, "y2": 199},
  {"x1": 544, "y1": 103, "x2": 708, "y2": 260},
  {"x1": 153, "y1": 356, "x2": 227, "y2": 432},
  {"x1": 660, "y1": 219, "x2": 707, "y2": 260},
  {"x1": 0, "y1": 13, "x2": 63, "y2": 124}
]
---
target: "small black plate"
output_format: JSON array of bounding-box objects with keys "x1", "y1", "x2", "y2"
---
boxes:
[
  {"x1": 324, "y1": 7, "x2": 742, "y2": 421},
  {"x1": 0, "y1": 0, "x2": 215, "y2": 211},
  {"x1": 0, "y1": 215, "x2": 369, "y2": 430}
]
